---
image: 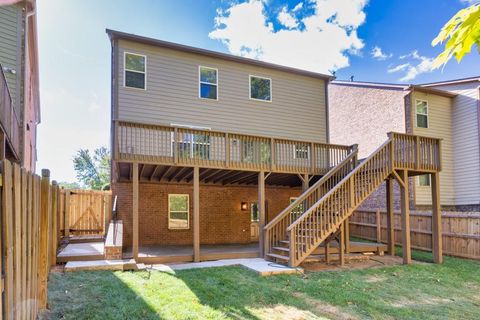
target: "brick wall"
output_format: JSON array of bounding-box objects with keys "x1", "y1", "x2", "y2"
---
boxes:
[{"x1": 112, "y1": 182, "x2": 302, "y2": 246}]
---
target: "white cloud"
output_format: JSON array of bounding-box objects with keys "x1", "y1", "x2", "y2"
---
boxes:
[
  {"x1": 460, "y1": 0, "x2": 479, "y2": 5},
  {"x1": 371, "y1": 46, "x2": 392, "y2": 60},
  {"x1": 209, "y1": 0, "x2": 368, "y2": 73},
  {"x1": 278, "y1": 6, "x2": 299, "y2": 29},
  {"x1": 388, "y1": 50, "x2": 435, "y2": 82},
  {"x1": 292, "y1": 2, "x2": 303, "y2": 12}
]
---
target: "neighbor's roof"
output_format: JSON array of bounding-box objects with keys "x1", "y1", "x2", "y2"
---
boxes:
[
  {"x1": 331, "y1": 80, "x2": 457, "y2": 98},
  {"x1": 106, "y1": 29, "x2": 335, "y2": 81},
  {"x1": 421, "y1": 76, "x2": 480, "y2": 87}
]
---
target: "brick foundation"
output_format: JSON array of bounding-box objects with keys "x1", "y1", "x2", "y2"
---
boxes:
[{"x1": 111, "y1": 182, "x2": 302, "y2": 246}]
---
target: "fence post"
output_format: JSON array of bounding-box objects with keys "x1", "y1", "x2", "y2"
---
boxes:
[
  {"x1": 38, "y1": 169, "x2": 50, "y2": 309},
  {"x1": 376, "y1": 209, "x2": 381, "y2": 243},
  {"x1": 64, "y1": 190, "x2": 70, "y2": 238},
  {"x1": 51, "y1": 181, "x2": 58, "y2": 267}
]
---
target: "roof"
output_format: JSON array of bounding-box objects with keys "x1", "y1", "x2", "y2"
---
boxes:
[
  {"x1": 106, "y1": 29, "x2": 335, "y2": 81},
  {"x1": 421, "y1": 76, "x2": 480, "y2": 87},
  {"x1": 331, "y1": 80, "x2": 408, "y2": 90},
  {"x1": 331, "y1": 80, "x2": 457, "y2": 98}
]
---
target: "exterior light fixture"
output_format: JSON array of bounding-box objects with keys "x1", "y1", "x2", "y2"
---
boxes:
[{"x1": 241, "y1": 202, "x2": 248, "y2": 211}]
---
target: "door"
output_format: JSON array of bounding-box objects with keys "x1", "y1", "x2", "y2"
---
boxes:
[{"x1": 250, "y1": 201, "x2": 268, "y2": 242}]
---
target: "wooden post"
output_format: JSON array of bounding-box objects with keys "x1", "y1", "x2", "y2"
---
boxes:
[
  {"x1": 431, "y1": 172, "x2": 443, "y2": 263},
  {"x1": 64, "y1": 190, "x2": 70, "y2": 238},
  {"x1": 50, "y1": 181, "x2": 58, "y2": 267},
  {"x1": 376, "y1": 209, "x2": 381, "y2": 243},
  {"x1": 301, "y1": 174, "x2": 309, "y2": 191},
  {"x1": 38, "y1": 169, "x2": 50, "y2": 309},
  {"x1": 324, "y1": 240, "x2": 330, "y2": 264},
  {"x1": 258, "y1": 171, "x2": 265, "y2": 257},
  {"x1": 386, "y1": 178, "x2": 395, "y2": 256},
  {"x1": 132, "y1": 163, "x2": 139, "y2": 260},
  {"x1": 193, "y1": 167, "x2": 200, "y2": 262},
  {"x1": 339, "y1": 223, "x2": 345, "y2": 266},
  {"x1": 399, "y1": 170, "x2": 411, "y2": 264},
  {"x1": 344, "y1": 218, "x2": 350, "y2": 254}
]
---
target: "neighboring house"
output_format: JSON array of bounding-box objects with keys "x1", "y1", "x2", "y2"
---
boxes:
[
  {"x1": 329, "y1": 79, "x2": 479, "y2": 211},
  {"x1": 107, "y1": 29, "x2": 443, "y2": 267},
  {"x1": 0, "y1": 0, "x2": 40, "y2": 172}
]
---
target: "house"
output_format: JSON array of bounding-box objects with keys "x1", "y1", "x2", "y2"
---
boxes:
[
  {"x1": 107, "y1": 29, "x2": 443, "y2": 267},
  {"x1": 329, "y1": 78, "x2": 479, "y2": 212},
  {"x1": 0, "y1": 0, "x2": 40, "y2": 172}
]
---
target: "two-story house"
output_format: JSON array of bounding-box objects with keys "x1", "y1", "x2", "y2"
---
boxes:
[
  {"x1": 107, "y1": 29, "x2": 443, "y2": 267},
  {"x1": 0, "y1": 0, "x2": 40, "y2": 172},
  {"x1": 329, "y1": 77, "x2": 479, "y2": 212}
]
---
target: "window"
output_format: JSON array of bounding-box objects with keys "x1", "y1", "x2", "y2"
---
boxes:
[
  {"x1": 251, "y1": 202, "x2": 259, "y2": 222},
  {"x1": 168, "y1": 194, "x2": 189, "y2": 229},
  {"x1": 294, "y1": 144, "x2": 310, "y2": 159},
  {"x1": 173, "y1": 133, "x2": 211, "y2": 160},
  {"x1": 199, "y1": 66, "x2": 218, "y2": 100},
  {"x1": 249, "y1": 75, "x2": 272, "y2": 101},
  {"x1": 124, "y1": 52, "x2": 146, "y2": 89},
  {"x1": 416, "y1": 100, "x2": 428, "y2": 128},
  {"x1": 418, "y1": 174, "x2": 431, "y2": 186}
]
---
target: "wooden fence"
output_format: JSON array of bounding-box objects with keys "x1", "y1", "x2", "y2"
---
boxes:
[
  {"x1": 349, "y1": 209, "x2": 480, "y2": 260},
  {"x1": 0, "y1": 161, "x2": 61, "y2": 319},
  {"x1": 60, "y1": 189, "x2": 112, "y2": 237}
]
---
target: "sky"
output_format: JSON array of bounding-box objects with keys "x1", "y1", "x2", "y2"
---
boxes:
[{"x1": 35, "y1": 0, "x2": 479, "y2": 183}]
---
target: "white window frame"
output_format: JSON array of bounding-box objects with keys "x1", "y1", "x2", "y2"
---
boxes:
[
  {"x1": 293, "y1": 144, "x2": 310, "y2": 160},
  {"x1": 168, "y1": 194, "x2": 190, "y2": 230},
  {"x1": 415, "y1": 99, "x2": 428, "y2": 128},
  {"x1": 124, "y1": 52, "x2": 147, "y2": 90},
  {"x1": 198, "y1": 66, "x2": 218, "y2": 100},
  {"x1": 250, "y1": 201, "x2": 259, "y2": 222},
  {"x1": 249, "y1": 75, "x2": 272, "y2": 102},
  {"x1": 417, "y1": 174, "x2": 431, "y2": 187}
]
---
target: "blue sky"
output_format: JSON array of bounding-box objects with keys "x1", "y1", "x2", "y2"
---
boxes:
[{"x1": 36, "y1": 0, "x2": 478, "y2": 183}]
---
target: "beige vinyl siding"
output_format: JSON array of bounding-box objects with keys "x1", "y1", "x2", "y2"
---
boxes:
[
  {"x1": 116, "y1": 40, "x2": 328, "y2": 143},
  {"x1": 0, "y1": 5, "x2": 21, "y2": 106},
  {"x1": 428, "y1": 82, "x2": 480, "y2": 206},
  {"x1": 412, "y1": 92, "x2": 455, "y2": 206}
]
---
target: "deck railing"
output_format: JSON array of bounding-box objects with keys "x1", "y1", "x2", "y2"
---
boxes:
[
  {"x1": 280, "y1": 132, "x2": 441, "y2": 266},
  {"x1": 115, "y1": 120, "x2": 354, "y2": 175},
  {"x1": 0, "y1": 65, "x2": 20, "y2": 159}
]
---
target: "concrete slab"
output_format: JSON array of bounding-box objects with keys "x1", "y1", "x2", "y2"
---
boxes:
[
  {"x1": 58, "y1": 242, "x2": 104, "y2": 258},
  {"x1": 65, "y1": 259, "x2": 136, "y2": 272},
  {"x1": 149, "y1": 258, "x2": 302, "y2": 276}
]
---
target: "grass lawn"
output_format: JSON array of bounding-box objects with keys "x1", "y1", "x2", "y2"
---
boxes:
[{"x1": 43, "y1": 250, "x2": 480, "y2": 320}]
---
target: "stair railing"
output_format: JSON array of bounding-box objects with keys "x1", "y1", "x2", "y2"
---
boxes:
[
  {"x1": 264, "y1": 145, "x2": 358, "y2": 256},
  {"x1": 287, "y1": 132, "x2": 441, "y2": 266}
]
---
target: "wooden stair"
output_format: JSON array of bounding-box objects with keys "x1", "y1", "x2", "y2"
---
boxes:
[{"x1": 265, "y1": 133, "x2": 442, "y2": 267}]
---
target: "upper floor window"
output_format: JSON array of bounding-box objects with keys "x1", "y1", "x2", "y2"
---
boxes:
[
  {"x1": 199, "y1": 66, "x2": 218, "y2": 100},
  {"x1": 124, "y1": 52, "x2": 146, "y2": 89},
  {"x1": 250, "y1": 75, "x2": 272, "y2": 102},
  {"x1": 294, "y1": 144, "x2": 310, "y2": 160},
  {"x1": 416, "y1": 100, "x2": 428, "y2": 128}
]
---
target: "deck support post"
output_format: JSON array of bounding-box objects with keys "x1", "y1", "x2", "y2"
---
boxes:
[
  {"x1": 399, "y1": 170, "x2": 411, "y2": 264},
  {"x1": 301, "y1": 174, "x2": 309, "y2": 191},
  {"x1": 132, "y1": 163, "x2": 139, "y2": 260},
  {"x1": 344, "y1": 218, "x2": 350, "y2": 254},
  {"x1": 193, "y1": 167, "x2": 200, "y2": 262},
  {"x1": 324, "y1": 240, "x2": 330, "y2": 264},
  {"x1": 431, "y1": 172, "x2": 443, "y2": 264},
  {"x1": 386, "y1": 178, "x2": 395, "y2": 256},
  {"x1": 258, "y1": 171, "x2": 265, "y2": 257},
  {"x1": 339, "y1": 223, "x2": 345, "y2": 266}
]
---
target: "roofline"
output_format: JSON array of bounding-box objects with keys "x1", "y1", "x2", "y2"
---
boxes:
[
  {"x1": 408, "y1": 85, "x2": 458, "y2": 98},
  {"x1": 331, "y1": 80, "x2": 408, "y2": 90},
  {"x1": 421, "y1": 76, "x2": 480, "y2": 87},
  {"x1": 106, "y1": 29, "x2": 335, "y2": 81}
]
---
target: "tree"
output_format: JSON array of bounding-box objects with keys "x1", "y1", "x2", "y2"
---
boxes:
[
  {"x1": 432, "y1": 3, "x2": 480, "y2": 69},
  {"x1": 58, "y1": 181, "x2": 81, "y2": 190},
  {"x1": 73, "y1": 147, "x2": 110, "y2": 190}
]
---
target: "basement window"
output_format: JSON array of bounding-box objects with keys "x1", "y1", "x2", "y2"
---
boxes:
[
  {"x1": 416, "y1": 100, "x2": 428, "y2": 128},
  {"x1": 168, "y1": 194, "x2": 189, "y2": 229},
  {"x1": 199, "y1": 66, "x2": 218, "y2": 100},
  {"x1": 418, "y1": 174, "x2": 431, "y2": 186},
  {"x1": 124, "y1": 52, "x2": 146, "y2": 89},
  {"x1": 250, "y1": 75, "x2": 272, "y2": 101}
]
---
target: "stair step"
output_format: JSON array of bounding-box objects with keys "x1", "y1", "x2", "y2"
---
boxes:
[
  {"x1": 272, "y1": 246, "x2": 290, "y2": 252},
  {"x1": 266, "y1": 253, "x2": 290, "y2": 261},
  {"x1": 279, "y1": 240, "x2": 289, "y2": 245}
]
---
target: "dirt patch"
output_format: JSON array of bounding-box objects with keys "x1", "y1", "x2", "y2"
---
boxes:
[
  {"x1": 302, "y1": 255, "x2": 414, "y2": 273},
  {"x1": 254, "y1": 304, "x2": 328, "y2": 320},
  {"x1": 292, "y1": 292, "x2": 359, "y2": 320},
  {"x1": 391, "y1": 296, "x2": 453, "y2": 308}
]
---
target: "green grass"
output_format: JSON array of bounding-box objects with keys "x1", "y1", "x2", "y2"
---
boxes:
[{"x1": 43, "y1": 250, "x2": 480, "y2": 320}]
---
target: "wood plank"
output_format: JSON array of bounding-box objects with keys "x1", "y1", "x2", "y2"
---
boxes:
[
  {"x1": 431, "y1": 172, "x2": 443, "y2": 263},
  {"x1": 258, "y1": 171, "x2": 265, "y2": 257},
  {"x1": 132, "y1": 163, "x2": 139, "y2": 259},
  {"x1": 399, "y1": 170, "x2": 411, "y2": 264},
  {"x1": 13, "y1": 163, "x2": 21, "y2": 319},
  {"x1": 3, "y1": 161, "x2": 14, "y2": 319},
  {"x1": 193, "y1": 167, "x2": 200, "y2": 262},
  {"x1": 386, "y1": 178, "x2": 395, "y2": 256},
  {"x1": 38, "y1": 169, "x2": 50, "y2": 309}
]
